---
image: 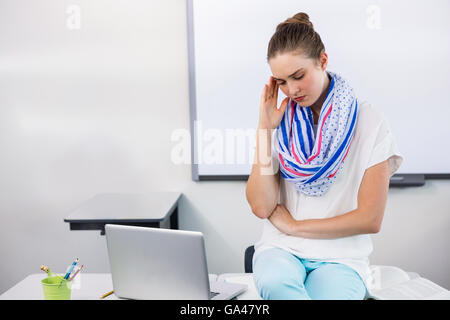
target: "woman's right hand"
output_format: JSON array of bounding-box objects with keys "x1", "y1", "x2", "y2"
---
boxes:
[{"x1": 258, "y1": 76, "x2": 290, "y2": 130}]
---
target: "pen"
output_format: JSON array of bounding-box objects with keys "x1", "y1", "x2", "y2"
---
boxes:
[
  {"x1": 68, "y1": 265, "x2": 84, "y2": 281},
  {"x1": 100, "y1": 290, "x2": 114, "y2": 299},
  {"x1": 59, "y1": 258, "x2": 79, "y2": 287},
  {"x1": 63, "y1": 258, "x2": 79, "y2": 280}
]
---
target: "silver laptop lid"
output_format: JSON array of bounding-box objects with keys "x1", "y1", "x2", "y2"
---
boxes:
[{"x1": 105, "y1": 224, "x2": 211, "y2": 300}]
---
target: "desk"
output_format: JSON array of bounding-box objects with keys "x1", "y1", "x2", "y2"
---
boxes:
[
  {"x1": 64, "y1": 193, "x2": 181, "y2": 235},
  {"x1": 0, "y1": 273, "x2": 230, "y2": 300}
]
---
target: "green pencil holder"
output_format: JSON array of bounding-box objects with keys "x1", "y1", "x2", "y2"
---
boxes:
[{"x1": 41, "y1": 276, "x2": 72, "y2": 300}]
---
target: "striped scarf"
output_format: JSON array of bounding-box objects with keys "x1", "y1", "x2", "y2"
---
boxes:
[{"x1": 275, "y1": 71, "x2": 358, "y2": 196}]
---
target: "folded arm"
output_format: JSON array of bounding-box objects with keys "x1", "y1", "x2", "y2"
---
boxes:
[{"x1": 269, "y1": 159, "x2": 390, "y2": 239}]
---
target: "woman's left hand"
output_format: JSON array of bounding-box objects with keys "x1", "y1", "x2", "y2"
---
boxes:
[{"x1": 268, "y1": 204, "x2": 297, "y2": 235}]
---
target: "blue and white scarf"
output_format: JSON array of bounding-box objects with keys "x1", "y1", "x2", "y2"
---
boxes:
[{"x1": 275, "y1": 71, "x2": 358, "y2": 196}]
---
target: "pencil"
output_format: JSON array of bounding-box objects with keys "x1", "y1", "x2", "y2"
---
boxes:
[
  {"x1": 59, "y1": 258, "x2": 79, "y2": 287},
  {"x1": 68, "y1": 265, "x2": 84, "y2": 281},
  {"x1": 64, "y1": 258, "x2": 79, "y2": 279},
  {"x1": 100, "y1": 290, "x2": 114, "y2": 299}
]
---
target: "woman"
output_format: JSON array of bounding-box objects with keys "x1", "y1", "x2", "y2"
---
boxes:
[{"x1": 245, "y1": 12, "x2": 403, "y2": 300}]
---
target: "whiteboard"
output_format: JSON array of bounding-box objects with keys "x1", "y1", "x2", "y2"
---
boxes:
[{"x1": 187, "y1": 0, "x2": 450, "y2": 180}]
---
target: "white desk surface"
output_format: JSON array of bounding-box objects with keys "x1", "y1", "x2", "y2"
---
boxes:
[
  {"x1": 1, "y1": 273, "x2": 117, "y2": 300},
  {"x1": 0, "y1": 273, "x2": 220, "y2": 300}
]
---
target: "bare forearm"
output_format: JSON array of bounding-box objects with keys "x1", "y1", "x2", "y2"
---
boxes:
[
  {"x1": 268, "y1": 156, "x2": 390, "y2": 238},
  {"x1": 270, "y1": 205, "x2": 378, "y2": 239},
  {"x1": 246, "y1": 126, "x2": 279, "y2": 219},
  {"x1": 291, "y1": 209, "x2": 376, "y2": 239}
]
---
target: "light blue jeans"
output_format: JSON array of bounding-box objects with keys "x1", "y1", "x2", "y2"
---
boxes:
[{"x1": 253, "y1": 248, "x2": 366, "y2": 300}]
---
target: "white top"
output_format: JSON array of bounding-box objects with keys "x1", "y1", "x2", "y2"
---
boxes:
[{"x1": 253, "y1": 100, "x2": 404, "y2": 284}]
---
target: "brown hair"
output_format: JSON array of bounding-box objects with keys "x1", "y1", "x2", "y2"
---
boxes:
[{"x1": 267, "y1": 12, "x2": 325, "y2": 63}]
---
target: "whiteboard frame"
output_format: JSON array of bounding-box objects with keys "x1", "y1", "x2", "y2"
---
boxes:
[{"x1": 186, "y1": 0, "x2": 450, "y2": 183}]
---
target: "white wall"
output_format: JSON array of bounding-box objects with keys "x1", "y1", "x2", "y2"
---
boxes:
[{"x1": 0, "y1": 0, "x2": 449, "y2": 295}]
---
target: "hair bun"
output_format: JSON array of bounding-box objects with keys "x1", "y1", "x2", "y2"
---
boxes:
[
  {"x1": 268, "y1": 12, "x2": 324, "y2": 61},
  {"x1": 276, "y1": 12, "x2": 314, "y2": 32},
  {"x1": 291, "y1": 12, "x2": 313, "y2": 28}
]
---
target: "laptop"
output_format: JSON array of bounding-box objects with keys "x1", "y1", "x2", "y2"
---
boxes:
[{"x1": 105, "y1": 224, "x2": 247, "y2": 300}]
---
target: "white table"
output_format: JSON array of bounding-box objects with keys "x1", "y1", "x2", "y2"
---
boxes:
[
  {"x1": 0, "y1": 273, "x2": 260, "y2": 300},
  {"x1": 1, "y1": 273, "x2": 118, "y2": 300}
]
